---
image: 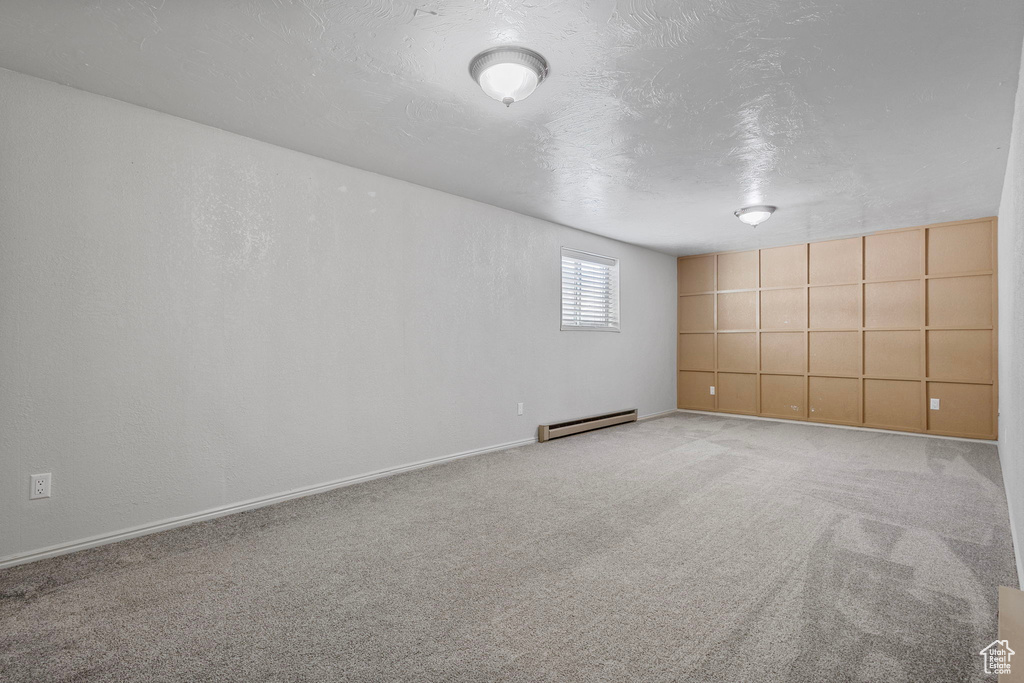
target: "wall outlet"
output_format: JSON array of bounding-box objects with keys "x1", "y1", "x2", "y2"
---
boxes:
[
  {"x1": 930, "y1": 398, "x2": 940, "y2": 410},
  {"x1": 517, "y1": 402, "x2": 524, "y2": 416},
  {"x1": 30, "y1": 473, "x2": 51, "y2": 500},
  {"x1": 709, "y1": 386, "x2": 715, "y2": 395}
]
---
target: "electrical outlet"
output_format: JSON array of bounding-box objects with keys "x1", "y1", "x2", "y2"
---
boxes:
[
  {"x1": 709, "y1": 386, "x2": 715, "y2": 395},
  {"x1": 30, "y1": 473, "x2": 51, "y2": 500},
  {"x1": 517, "y1": 402, "x2": 524, "y2": 416},
  {"x1": 930, "y1": 398, "x2": 940, "y2": 410}
]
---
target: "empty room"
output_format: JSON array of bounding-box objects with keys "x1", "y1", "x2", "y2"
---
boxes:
[{"x1": 3, "y1": 1, "x2": 1024, "y2": 681}]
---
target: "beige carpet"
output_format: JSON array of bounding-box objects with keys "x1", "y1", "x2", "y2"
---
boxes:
[{"x1": 0, "y1": 412, "x2": 1018, "y2": 682}]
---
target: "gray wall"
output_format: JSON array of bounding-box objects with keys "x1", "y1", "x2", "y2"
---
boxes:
[
  {"x1": 998, "y1": 35, "x2": 1024, "y2": 587},
  {"x1": 0, "y1": 68, "x2": 677, "y2": 564}
]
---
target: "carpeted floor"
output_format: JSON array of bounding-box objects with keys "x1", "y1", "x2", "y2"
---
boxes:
[{"x1": 0, "y1": 412, "x2": 1018, "y2": 682}]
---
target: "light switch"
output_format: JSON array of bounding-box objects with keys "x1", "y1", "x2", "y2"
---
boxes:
[{"x1": 930, "y1": 398, "x2": 940, "y2": 410}]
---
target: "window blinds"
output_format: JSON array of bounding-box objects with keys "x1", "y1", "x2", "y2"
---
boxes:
[{"x1": 560, "y1": 248, "x2": 620, "y2": 331}]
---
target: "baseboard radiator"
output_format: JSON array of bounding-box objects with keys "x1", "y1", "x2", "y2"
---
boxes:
[{"x1": 537, "y1": 409, "x2": 638, "y2": 442}]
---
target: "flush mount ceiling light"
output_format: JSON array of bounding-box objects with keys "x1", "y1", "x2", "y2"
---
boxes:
[
  {"x1": 469, "y1": 46, "x2": 548, "y2": 107},
  {"x1": 734, "y1": 205, "x2": 777, "y2": 228}
]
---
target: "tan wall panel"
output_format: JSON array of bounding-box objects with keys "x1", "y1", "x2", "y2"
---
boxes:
[
  {"x1": 678, "y1": 371, "x2": 716, "y2": 409},
  {"x1": 927, "y1": 330, "x2": 993, "y2": 382},
  {"x1": 809, "y1": 285, "x2": 860, "y2": 329},
  {"x1": 927, "y1": 221, "x2": 993, "y2": 275},
  {"x1": 760, "y1": 332, "x2": 805, "y2": 374},
  {"x1": 717, "y1": 373, "x2": 757, "y2": 413},
  {"x1": 678, "y1": 218, "x2": 996, "y2": 439},
  {"x1": 864, "y1": 280, "x2": 921, "y2": 328},
  {"x1": 864, "y1": 379, "x2": 923, "y2": 430},
  {"x1": 927, "y1": 275, "x2": 993, "y2": 328},
  {"x1": 717, "y1": 332, "x2": 757, "y2": 372},
  {"x1": 678, "y1": 255, "x2": 716, "y2": 294},
  {"x1": 678, "y1": 333, "x2": 715, "y2": 371},
  {"x1": 809, "y1": 377, "x2": 859, "y2": 423},
  {"x1": 760, "y1": 288, "x2": 806, "y2": 329},
  {"x1": 809, "y1": 331, "x2": 860, "y2": 376},
  {"x1": 927, "y1": 382, "x2": 993, "y2": 437},
  {"x1": 809, "y1": 238, "x2": 861, "y2": 285},
  {"x1": 760, "y1": 374, "x2": 805, "y2": 418},
  {"x1": 760, "y1": 244, "x2": 807, "y2": 288},
  {"x1": 864, "y1": 330, "x2": 922, "y2": 378},
  {"x1": 717, "y1": 251, "x2": 758, "y2": 291},
  {"x1": 678, "y1": 294, "x2": 714, "y2": 332},
  {"x1": 718, "y1": 291, "x2": 756, "y2": 330},
  {"x1": 864, "y1": 230, "x2": 922, "y2": 280}
]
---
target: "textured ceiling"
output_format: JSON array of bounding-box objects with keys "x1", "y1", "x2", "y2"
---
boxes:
[{"x1": 0, "y1": 1, "x2": 1022, "y2": 254}]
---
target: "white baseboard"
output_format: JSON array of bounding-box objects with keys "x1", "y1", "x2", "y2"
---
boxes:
[
  {"x1": 999, "y1": 443, "x2": 1024, "y2": 589},
  {"x1": 0, "y1": 407, "x2": 682, "y2": 570},
  {"x1": 638, "y1": 409, "x2": 679, "y2": 422},
  {"x1": 1006, "y1": 492, "x2": 1024, "y2": 590},
  {"x1": 676, "y1": 409, "x2": 995, "y2": 444},
  {"x1": 0, "y1": 435, "x2": 538, "y2": 570}
]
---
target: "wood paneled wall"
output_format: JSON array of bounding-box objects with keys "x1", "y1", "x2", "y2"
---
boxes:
[{"x1": 677, "y1": 218, "x2": 998, "y2": 439}]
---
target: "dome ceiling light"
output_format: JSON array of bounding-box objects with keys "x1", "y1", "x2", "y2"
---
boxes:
[
  {"x1": 469, "y1": 46, "x2": 549, "y2": 107},
  {"x1": 734, "y1": 205, "x2": 777, "y2": 228}
]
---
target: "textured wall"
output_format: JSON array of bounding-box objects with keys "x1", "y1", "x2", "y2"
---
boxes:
[
  {"x1": 998, "y1": 35, "x2": 1024, "y2": 586},
  {"x1": 0, "y1": 68, "x2": 676, "y2": 563}
]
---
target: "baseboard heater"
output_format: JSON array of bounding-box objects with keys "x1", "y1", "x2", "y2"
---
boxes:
[{"x1": 537, "y1": 409, "x2": 637, "y2": 442}]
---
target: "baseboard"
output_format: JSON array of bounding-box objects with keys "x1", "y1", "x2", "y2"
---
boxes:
[
  {"x1": 638, "y1": 409, "x2": 678, "y2": 422},
  {"x1": 0, "y1": 407, "x2": 682, "y2": 570},
  {"x1": 1007, "y1": 496, "x2": 1024, "y2": 590},
  {"x1": 1000, "y1": 455, "x2": 1024, "y2": 589},
  {"x1": 0, "y1": 435, "x2": 538, "y2": 570},
  {"x1": 676, "y1": 409, "x2": 995, "y2": 444}
]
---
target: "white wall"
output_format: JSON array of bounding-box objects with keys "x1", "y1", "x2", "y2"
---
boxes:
[
  {"x1": 998, "y1": 34, "x2": 1024, "y2": 587},
  {"x1": 0, "y1": 68, "x2": 677, "y2": 565}
]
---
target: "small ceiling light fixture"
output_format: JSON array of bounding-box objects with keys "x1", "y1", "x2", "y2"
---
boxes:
[
  {"x1": 734, "y1": 205, "x2": 777, "y2": 228},
  {"x1": 469, "y1": 46, "x2": 548, "y2": 107}
]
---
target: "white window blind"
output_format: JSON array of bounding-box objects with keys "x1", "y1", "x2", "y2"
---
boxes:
[{"x1": 560, "y1": 248, "x2": 620, "y2": 331}]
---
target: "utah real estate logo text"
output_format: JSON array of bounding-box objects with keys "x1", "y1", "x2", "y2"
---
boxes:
[{"x1": 980, "y1": 640, "x2": 1014, "y2": 675}]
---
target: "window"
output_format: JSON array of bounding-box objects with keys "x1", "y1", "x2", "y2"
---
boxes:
[{"x1": 561, "y1": 248, "x2": 620, "y2": 331}]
